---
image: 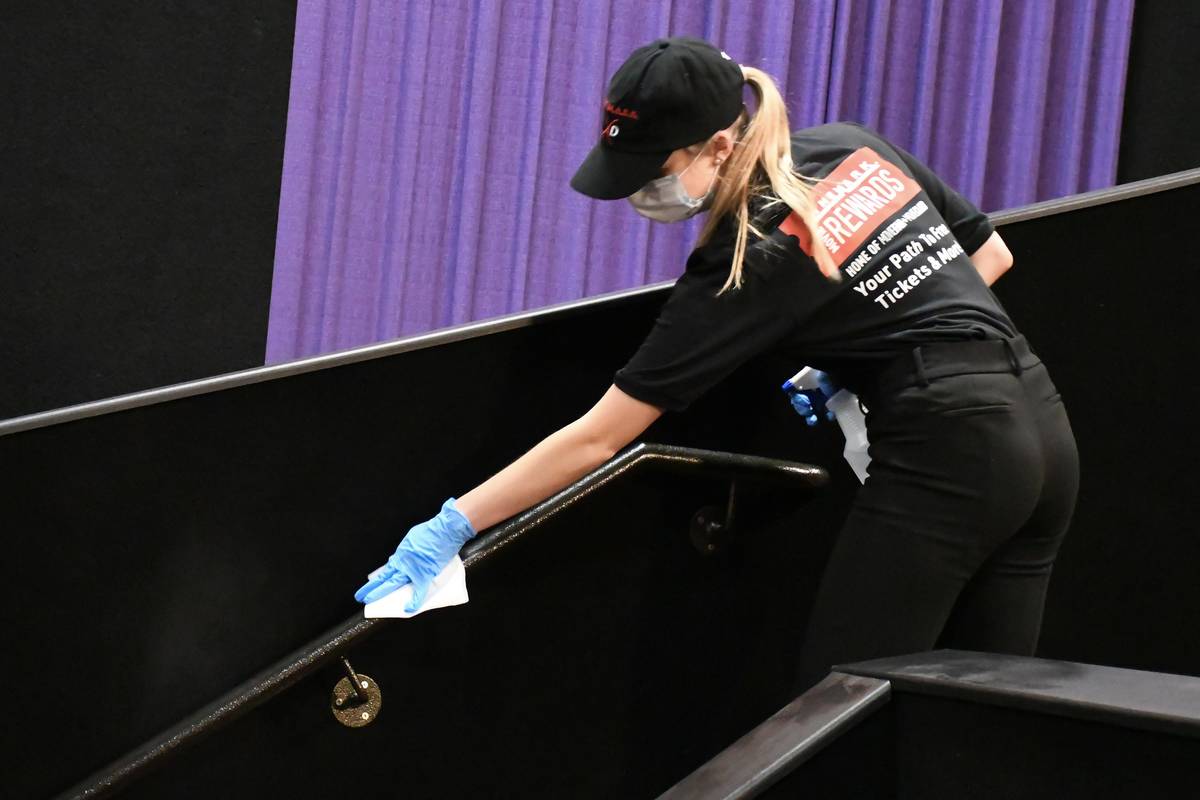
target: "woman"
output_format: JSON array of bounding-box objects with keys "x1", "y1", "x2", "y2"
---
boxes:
[{"x1": 355, "y1": 36, "x2": 1079, "y2": 693}]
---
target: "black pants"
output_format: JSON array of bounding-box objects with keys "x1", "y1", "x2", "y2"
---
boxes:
[{"x1": 795, "y1": 334, "x2": 1080, "y2": 693}]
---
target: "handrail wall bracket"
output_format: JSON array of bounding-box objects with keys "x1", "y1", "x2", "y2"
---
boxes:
[{"x1": 331, "y1": 657, "x2": 381, "y2": 728}]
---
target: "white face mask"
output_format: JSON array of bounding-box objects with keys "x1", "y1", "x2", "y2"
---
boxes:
[{"x1": 628, "y1": 144, "x2": 721, "y2": 223}]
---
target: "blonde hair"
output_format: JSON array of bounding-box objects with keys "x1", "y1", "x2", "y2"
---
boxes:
[{"x1": 694, "y1": 65, "x2": 840, "y2": 294}]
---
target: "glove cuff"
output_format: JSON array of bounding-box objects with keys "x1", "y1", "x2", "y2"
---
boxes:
[{"x1": 439, "y1": 496, "x2": 478, "y2": 543}]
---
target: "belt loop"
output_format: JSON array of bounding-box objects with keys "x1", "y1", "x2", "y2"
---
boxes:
[
  {"x1": 1002, "y1": 338, "x2": 1022, "y2": 375},
  {"x1": 912, "y1": 346, "x2": 929, "y2": 387}
]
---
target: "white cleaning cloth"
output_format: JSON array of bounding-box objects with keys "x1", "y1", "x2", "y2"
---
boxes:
[{"x1": 363, "y1": 555, "x2": 470, "y2": 618}]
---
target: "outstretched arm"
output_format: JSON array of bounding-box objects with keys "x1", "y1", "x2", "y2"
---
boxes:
[
  {"x1": 968, "y1": 230, "x2": 1014, "y2": 287},
  {"x1": 453, "y1": 384, "x2": 664, "y2": 532},
  {"x1": 355, "y1": 384, "x2": 665, "y2": 607}
]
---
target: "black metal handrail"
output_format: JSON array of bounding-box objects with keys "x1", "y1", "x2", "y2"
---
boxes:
[
  {"x1": 659, "y1": 649, "x2": 1200, "y2": 799},
  {"x1": 57, "y1": 442, "x2": 827, "y2": 800},
  {"x1": 657, "y1": 672, "x2": 891, "y2": 800},
  {"x1": 839, "y1": 649, "x2": 1200, "y2": 740}
]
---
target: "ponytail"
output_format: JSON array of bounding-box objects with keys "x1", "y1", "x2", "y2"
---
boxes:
[{"x1": 697, "y1": 65, "x2": 840, "y2": 294}]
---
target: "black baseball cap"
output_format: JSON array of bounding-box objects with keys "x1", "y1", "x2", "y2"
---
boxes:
[{"x1": 570, "y1": 36, "x2": 745, "y2": 200}]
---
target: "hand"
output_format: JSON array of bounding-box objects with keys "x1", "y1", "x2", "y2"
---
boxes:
[
  {"x1": 788, "y1": 370, "x2": 840, "y2": 426},
  {"x1": 790, "y1": 392, "x2": 837, "y2": 426},
  {"x1": 814, "y1": 370, "x2": 840, "y2": 400},
  {"x1": 354, "y1": 497, "x2": 477, "y2": 611}
]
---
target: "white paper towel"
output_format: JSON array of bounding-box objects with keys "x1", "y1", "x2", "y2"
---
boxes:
[{"x1": 363, "y1": 555, "x2": 469, "y2": 618}]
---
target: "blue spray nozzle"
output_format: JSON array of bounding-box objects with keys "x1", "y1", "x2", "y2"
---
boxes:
[{"x1": 782, "y1": 366, "x2": 830, "y2": 397}]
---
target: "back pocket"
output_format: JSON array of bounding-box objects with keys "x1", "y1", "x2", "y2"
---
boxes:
[{"x1": 939, "y1": 403, "x2": 1013, "y2": 417}]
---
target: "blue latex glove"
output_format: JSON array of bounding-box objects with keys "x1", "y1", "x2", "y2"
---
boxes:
[
  {"x1": 354, "y1": 497, "x2": 477, "y2": 611},
  {"x1": 787, "y1": 370, "x2": 839, "y2": 427}
]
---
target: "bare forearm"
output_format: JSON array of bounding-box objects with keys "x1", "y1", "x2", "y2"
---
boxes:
[
  {"x1": 453, "y1": 421, "x2": 615, "y2": 534},
  {"x1": 972, "y1": 254, "x2": 1010, "y2": 286},
  {"x1": 969, "y1": 231, "x2": 1014, "y2": 287}
]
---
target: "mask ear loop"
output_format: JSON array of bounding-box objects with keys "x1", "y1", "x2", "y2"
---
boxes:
[
  {"x1": 678, "y1": 136, "x2": 713, "y2": 178},
  {"x1": 705, "y1": 128, "x2": 742, "y2": 203},
  {"x1": 670, "y1": 135, "x2": 724, "y2": 207}
]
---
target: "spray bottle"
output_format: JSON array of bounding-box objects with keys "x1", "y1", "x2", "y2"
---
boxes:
[{"x1": 782, "y1": 367, "x2": 872, "y2": 483}]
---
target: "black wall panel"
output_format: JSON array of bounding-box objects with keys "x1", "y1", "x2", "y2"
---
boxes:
[
  {"x1": 1117, "y1": 0, "x2": 1200, "y2": 182},
  {"x1": 990, "y1": 187, "x2": 1200, "y2": 674},
  {"x1": 0, "y1": 3, "x2": 295, "y2": 420}
]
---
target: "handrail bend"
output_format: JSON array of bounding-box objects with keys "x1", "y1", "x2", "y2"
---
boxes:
[{"x1": 57, "y1": 442, "x2": 828, "y2": 800}]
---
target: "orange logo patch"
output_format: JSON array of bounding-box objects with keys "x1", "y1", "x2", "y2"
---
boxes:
[{"x1": 780, "y1": 146, "x2": 921, "y2": 268}]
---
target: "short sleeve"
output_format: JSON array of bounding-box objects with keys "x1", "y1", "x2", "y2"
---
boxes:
[
  {"x1": 613, "y1": 249, "x2": 799, "y2": 412},
  {"x1": 843, "y1": 121, "x2": 995, "y2": 255}
]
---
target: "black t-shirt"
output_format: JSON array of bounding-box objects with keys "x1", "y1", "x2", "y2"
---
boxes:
[{"x1": 612, "y1": 120, "x2": 1017, "y2": 412}]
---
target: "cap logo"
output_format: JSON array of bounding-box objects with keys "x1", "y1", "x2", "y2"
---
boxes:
[
  {"x1": 606, "y1": 123, "x2": 620, "y2": 138},
  {"x1": 604, "y1": 101, "x2": 639, "y2": 120}
]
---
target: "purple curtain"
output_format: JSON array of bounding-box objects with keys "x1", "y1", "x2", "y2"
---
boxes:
[{"x1": 265, "y1": 0, "x2": 1134, "y2": 364}]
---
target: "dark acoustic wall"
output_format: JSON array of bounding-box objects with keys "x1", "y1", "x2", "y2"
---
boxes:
[
  {"x1": 0, "y1": 3, "x2": 296, "y2": 420},
  {"x1": 1116, "y1": 0, "x2": 1200, "y2": 182}
]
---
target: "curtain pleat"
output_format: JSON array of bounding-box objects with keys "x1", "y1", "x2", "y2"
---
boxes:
[{"x1": 266, "y1": 0, "x2": 1134, "y2": 364}]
